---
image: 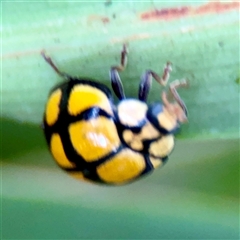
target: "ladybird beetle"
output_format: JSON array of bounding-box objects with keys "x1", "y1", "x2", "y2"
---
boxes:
[{"x1": 42, "y1": 45, "x2": 188, "y2": 185}]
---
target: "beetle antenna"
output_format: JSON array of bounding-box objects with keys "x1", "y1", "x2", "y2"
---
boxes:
[{"x1": 41, "y1": 50, "x2": 71, "y2": 80}]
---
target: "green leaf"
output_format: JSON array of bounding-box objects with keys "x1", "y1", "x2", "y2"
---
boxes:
[
  {"x1": 2, "y1": 1, "x2": 239, "y2": 139},
  {"x1": 1, "y1": 2, "x2": 239, "y2": 237},
  {"x1": 2, "y1": 137, "x2": 239, "y2": 239}
]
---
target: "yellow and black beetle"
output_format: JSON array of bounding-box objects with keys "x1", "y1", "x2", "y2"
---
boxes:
[{"x1": 42, "y1": 45, "x2": 188, "y2": 185}]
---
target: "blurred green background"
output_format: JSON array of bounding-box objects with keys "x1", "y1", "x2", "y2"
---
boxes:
[{"x1": 1, "y1": 1, "x2": 239, "y2": 239}]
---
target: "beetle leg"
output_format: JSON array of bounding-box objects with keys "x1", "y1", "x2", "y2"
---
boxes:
[
  {"x1": 138, "y1": 70, "x2": 152, "y2": 102},
  {"x1": 41, "y1": 50, "x2": 71, "y2": 80},
  {"x1": 161, "y1": 79, "x2": 188, "y2": 122},
  {"x1": 110, "y1": 44, "x2": 128, "y2": 100},
  {"x1": 139, "y1": 62, "x2": 172, "y2": 102},
  {"x1": 169, "y1": 79, "x2": 188, "y2": 115}
]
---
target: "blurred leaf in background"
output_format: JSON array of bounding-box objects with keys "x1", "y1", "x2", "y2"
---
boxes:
[{"x1": 1, "y1": 1, "x2": 239, "y2": 239}]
